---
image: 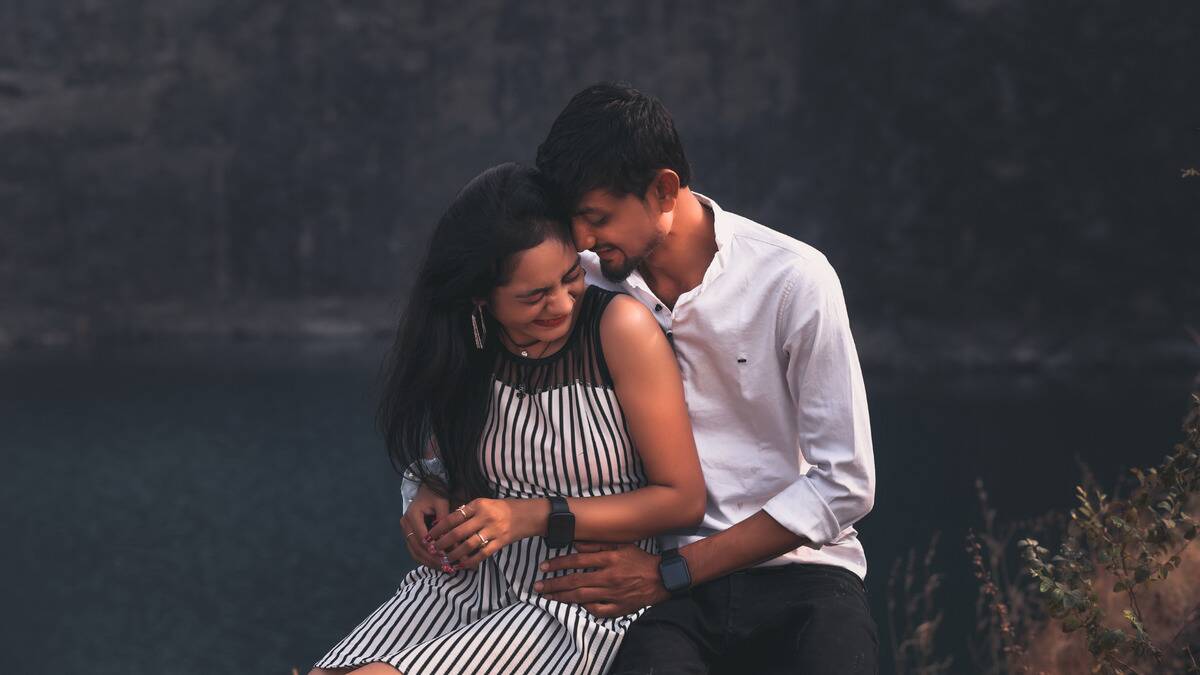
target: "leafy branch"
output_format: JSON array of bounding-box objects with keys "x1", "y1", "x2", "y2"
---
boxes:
[{"x1": 1019, "y1": 393, "x2": 1200, "y2": 674}]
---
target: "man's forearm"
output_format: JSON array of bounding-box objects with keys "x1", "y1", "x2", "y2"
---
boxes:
[
  {"x1": 533, "y1": 509, "x2": 808, "y2": 615},
  {"x1": 678, "y1": 510, "x2": 806, "y2": 586}
]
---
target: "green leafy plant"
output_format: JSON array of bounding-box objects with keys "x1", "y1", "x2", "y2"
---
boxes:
[
  {"x1": 1019, "y1": 393, "x2": 1200, "y2": 674},
  {"x1": 888, "y1": 393, "x2": 1200, "y2": 674}
]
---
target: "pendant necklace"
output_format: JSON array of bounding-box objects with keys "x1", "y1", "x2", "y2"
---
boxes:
[
  {"x1": 500, "y1": 327, "x2": 561, "y2": 398},
  {"x1": 500, "y1": 325, "x2": 561, "y2": 359}
]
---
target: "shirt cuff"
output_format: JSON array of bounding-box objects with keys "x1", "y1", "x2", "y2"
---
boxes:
[
  {"x1": 761, "y1": 477, "x2": 843, "y2": 549},
  {"x1": 401, "y1": 458, "x2": 445, "y2": 514}
]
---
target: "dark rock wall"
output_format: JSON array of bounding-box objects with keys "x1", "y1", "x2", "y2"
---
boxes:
[{"x1": 1, "y1": 1, "x2": 1197, "y2": 340}]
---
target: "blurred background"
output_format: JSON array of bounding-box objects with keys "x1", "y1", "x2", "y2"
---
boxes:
[{"x1": 1, "y1": 1, "x2": 1198, "y2": 673}]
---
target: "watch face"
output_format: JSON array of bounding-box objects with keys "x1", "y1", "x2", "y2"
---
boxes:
[
  {"x1": 660, "y1": 557, "x2": 690, "y2": 591},
  {"x1": 546, "y1": 513, "x2": 575, "y2": 548}
]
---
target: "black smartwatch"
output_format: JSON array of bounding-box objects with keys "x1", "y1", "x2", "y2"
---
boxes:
[
  {"x1": 658, "y1": 547, "x2": 692, "y2": 598},
  {"x1": 545, "y1": 495, "x2": 575, "y2": 549}
]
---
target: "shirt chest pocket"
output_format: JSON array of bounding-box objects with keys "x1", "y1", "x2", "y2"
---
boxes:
[
  {"x1": 671, "y1": 274, "x2": 782, "y2": 414},
  {"x1": 677, "y1": 322, "x2": 775, "y2": 415},
  {"x1": 731, "y1": 332, "x2": 777, "y2": 408}
]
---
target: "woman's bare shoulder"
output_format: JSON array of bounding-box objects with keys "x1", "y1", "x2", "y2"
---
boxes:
[{"x1": 598, "y1": 293, "x2": 660, "y2": 344}]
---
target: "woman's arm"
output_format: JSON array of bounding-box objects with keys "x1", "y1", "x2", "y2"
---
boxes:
[
  {"x1": 555, "y1": 293, "x2": 706, "y2": 540},
  {"x1": 427, "y1": 295, "x2": 706, "y2": 568}
]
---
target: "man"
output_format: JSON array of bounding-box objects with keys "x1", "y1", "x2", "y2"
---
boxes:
[{"x1": 532, "y1": 82, "x2": 878, "y2": 674}]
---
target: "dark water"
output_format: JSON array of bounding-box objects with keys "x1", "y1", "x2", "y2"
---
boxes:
[{"x1": 1, "y1": 343, "x2": 1195, "y2": 674}]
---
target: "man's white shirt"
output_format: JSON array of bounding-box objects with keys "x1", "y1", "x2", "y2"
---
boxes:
[{"x1": 583, "y1": 193, "x2": 875, "y2": 580}]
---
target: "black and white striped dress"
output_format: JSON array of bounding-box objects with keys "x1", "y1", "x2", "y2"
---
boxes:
[{"x1": 314, "y1": 286, "x2": 656, "y2": 675}]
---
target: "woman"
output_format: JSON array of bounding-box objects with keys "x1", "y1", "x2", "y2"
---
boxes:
[{"x1": 310, "y1": 163, "x2": 705, "y2": 675}]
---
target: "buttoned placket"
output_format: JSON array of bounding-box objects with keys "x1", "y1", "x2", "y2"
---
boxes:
[
  {"x1": 622, "y1": 197, "x2": 730, "y2": 380},
  {"x1": 624, "y1": 275, "x2": 676, "y2": 343},
  {"x1": 626, "y1": 278, "x2": 711, "y2": 396}
]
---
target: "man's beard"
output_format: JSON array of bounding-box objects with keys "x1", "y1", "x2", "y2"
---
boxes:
[
  {"x1": 600, "y1": 255, "x2": 641, "y2": 282},
  {"x1": 600, "y1": 232, "x2": 664, "y2": 282}
]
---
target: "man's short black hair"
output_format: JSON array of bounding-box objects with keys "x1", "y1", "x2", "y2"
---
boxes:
[{"x1": 536, "y1": 82, "x2": 691, "y2": 212}]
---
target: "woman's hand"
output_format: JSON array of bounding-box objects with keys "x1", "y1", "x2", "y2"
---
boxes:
[
  {"x1": 400, "y1": 483, "x2": 449, "y2": 569},
  {"x1": 426, "y1": 498, "x2": 549, "y2": 572}
]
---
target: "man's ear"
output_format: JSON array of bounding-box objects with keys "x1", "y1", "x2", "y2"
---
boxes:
[{"x1": 647, "y1": 169, "x2": 681, "y2": 213}]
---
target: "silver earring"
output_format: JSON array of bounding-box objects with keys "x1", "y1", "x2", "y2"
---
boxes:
[{"x1": 470, "y1": 305, "x2": 486, "y2": 349}]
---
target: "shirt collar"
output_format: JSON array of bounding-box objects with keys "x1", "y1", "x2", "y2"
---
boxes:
[{"x1": 693, "y1": 191, "x2": 733, "y2": 252}]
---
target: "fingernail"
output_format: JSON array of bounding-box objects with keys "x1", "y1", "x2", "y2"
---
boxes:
[
  {"x1": 533, "y1": 582, "x2": 543, "y2": 591},
  {"x1": 539, "y1": 563, "x2": 548, "y2": 571},
  {"x1": 441, "y1": 565, "x2": 452, "y2": 573},
  {"x1": 422, "y1": 534, "x2": 432, "y2": 542}
]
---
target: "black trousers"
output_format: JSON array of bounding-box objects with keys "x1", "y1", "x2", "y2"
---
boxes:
[{"x1": 609, "y1": 563, "x2": 878, "y2": 675}]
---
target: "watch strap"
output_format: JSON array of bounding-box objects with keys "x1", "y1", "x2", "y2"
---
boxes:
[
  {"x1": 548, "y1": 495, "x2": 570, "y2": 516},
  {"x1": 545, "y1": 495, "x2": 574, "y2": 549}
]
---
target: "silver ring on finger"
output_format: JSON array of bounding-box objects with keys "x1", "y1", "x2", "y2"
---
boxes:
[
  {"x1": 456, "y1": 505, "x2": 470, "y2": 520},
  {"x1": 476, "y1": 532, "x2": 490, "y2": 547}
]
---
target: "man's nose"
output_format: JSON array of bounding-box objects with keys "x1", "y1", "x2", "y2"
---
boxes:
[{"x1": 572, "y1": 224, "x2": 595, "y2": 251}]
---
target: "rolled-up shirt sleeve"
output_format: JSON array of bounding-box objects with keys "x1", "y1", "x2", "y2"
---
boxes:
[{"x1": 761, "y1": 257, "x2": 876, "y2": 548}]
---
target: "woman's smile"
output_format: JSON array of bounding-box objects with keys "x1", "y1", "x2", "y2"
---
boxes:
[{"x1": 533, "y1": 314, "x2": 569, "y2": 329}]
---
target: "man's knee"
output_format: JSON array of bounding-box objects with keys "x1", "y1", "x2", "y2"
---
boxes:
[{"x1": 791, "y1": 593, "x2": 878, "y2": 674}]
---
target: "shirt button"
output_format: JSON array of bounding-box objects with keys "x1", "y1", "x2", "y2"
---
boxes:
[{"x1": 654, "y1": 304, "x2": 663, "y2": 312}]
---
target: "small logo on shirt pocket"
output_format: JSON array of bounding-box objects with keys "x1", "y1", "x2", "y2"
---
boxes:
[{"x1": 735, "y1": 349, "x2": 766, "y2": 405}]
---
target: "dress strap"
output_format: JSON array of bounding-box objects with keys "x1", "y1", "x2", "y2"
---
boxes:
[{"x1": 576, "y1": 285, "x2": 623, "y2": 388}]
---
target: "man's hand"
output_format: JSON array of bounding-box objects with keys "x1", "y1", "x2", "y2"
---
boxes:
[
  {"x1": 400, "y1": 484, "x2": 449, "y2": 569},
  {"x1": 533, "y1": 542, "x2": 670, "y2": 617}
]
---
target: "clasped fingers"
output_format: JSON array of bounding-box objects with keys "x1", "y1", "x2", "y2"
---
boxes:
[{"x1": 422, "y1": 498, "x2": 513, "y2": 570}]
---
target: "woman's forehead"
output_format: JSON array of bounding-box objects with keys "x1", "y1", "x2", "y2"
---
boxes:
[{"x1": 503, "y1": 239, "x2": 578, "y2": 288}]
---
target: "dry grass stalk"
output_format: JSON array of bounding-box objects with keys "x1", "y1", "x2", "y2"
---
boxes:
[{"x1": 888, "y1": 531, "x2": 955, "y2": 675}]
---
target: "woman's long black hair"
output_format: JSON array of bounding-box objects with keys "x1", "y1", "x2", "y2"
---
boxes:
[{"x1": 377, "y1": 163, "x2": 571, "y2": 501}]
